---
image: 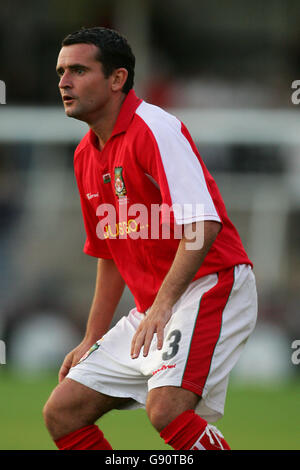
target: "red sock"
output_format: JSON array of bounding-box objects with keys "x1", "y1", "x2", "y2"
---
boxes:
[
  {"x1": 160, "y1": 409, "x2": 230, "y2": 450},
  {"x1": 54, "y1": 424, "x2": 112, "y2": 450}
]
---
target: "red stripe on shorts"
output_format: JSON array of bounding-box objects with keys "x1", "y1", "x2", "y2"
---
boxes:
[{"x1": 181, "y1": 267, "x2": 235, "y2": 396}]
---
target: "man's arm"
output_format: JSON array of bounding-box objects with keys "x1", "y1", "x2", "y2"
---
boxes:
[
  {"x1": 59, "y1": 258, "x2": 125, "y2": 382},
  {"x1": 130, "y1": 220, "x2": 221, "y2": 359},
  {"x1": 84, "y1": 258, "x2": 126, "y2": 343}
]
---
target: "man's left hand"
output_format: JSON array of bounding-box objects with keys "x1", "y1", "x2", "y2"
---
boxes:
[{"x1": 130, "y1": 305, "x2": 172, "y2": 359}]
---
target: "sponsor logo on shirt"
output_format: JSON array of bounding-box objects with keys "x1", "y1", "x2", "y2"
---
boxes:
[
  {"x1": 86, "y1": 192, "x2": 99, "y2": 200},
  {"x1": 103, "y1": 219, "x2": 140, "y2": 239},
  {"x1": 152, "y1": 364, "x2": 176, "y2": 376},
  {"x1": 95, "y1": 201, "x2": 205, "y2": 249}
]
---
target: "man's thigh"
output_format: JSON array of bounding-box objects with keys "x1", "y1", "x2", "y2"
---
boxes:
[
  {"x1": 66, "y1": 311, "x2": 151, "y2": 408},
  {"x1": 44, "y1": 377, "x2": 131, "y2": 438},
  {"x1": 146, "y1": 265, "x2": 257, "y2": 423}
]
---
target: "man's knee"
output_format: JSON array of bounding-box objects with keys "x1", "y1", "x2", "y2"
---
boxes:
[
  {"x1": 146, "y1": 401, "x2": 171, "y2": 432},
  {"x1": 43, "y1": 378, "x2": 132, "y2": 440},
  {"x1": 43, "y1": 378, "x2": 102, "y2": 439},
  {"x1": 146, "y1": 386, "x2": 199, "y2": 432},
  {"x1": 43, "y1": 398, "x2": 60, "y2": 432},
  {"x1": 43, "y1": 381, "x2": 75, "y2": 438}
]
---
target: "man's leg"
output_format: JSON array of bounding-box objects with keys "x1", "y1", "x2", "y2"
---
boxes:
[
  {"x1": 146, "y1": 386, "x2": 230, "y2": 450},
  {"x1": 43, "y1": 377, "x2": 130, "y2": 449}
]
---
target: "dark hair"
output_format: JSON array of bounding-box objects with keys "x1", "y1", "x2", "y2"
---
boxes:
[{"x1": 61, "y1": 26, "x2": 135, "y2": 94}]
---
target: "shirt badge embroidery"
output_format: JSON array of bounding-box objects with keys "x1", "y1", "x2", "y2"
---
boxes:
[
  {"x1": 103, "y1": 173, "x2": 111, "y2": 184},
  {"x1": 114, "y1": 167, "x2": 127, "y2": 197},
  {"x1": 78, "y1": 341, "x2": 101, "y2": 364}
]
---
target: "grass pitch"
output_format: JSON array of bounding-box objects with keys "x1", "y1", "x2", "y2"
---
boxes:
[{"x1": 0, "y1": 369, "x2": 299, "y2": 450}]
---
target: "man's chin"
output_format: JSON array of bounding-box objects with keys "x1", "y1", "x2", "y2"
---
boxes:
[{"x1": 64, "y1": 107, "x2": 84, "y2": 121}]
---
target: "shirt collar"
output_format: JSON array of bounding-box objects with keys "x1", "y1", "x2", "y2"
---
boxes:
[
  {"x1": 111, "y1": 89, "x2": 142, "y2": 137},
  {"x1": 88, "y1": 89, "x2": 142, "y2": 148}
]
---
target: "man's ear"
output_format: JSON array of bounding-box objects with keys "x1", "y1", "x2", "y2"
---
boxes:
[{"x1": 111, "y1": 68, "x2": 128, "y2": 92}]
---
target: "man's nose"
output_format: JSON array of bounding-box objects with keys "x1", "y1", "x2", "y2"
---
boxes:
[{"x1": 59, "y1": 71, "x2": 72, "y2": 89}]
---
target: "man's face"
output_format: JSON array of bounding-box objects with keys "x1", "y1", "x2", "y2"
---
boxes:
[{"x1": 56, "y1": 43, "x2": 111, "y2": 122}]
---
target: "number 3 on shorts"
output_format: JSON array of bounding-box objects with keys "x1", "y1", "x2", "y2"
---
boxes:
[{"x1": 162, "y1": 329, "x2": 182, "y2": 360}]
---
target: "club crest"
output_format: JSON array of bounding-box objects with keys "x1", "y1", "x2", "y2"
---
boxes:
[
  {"x1": 78, "y1": 342, "x2": 100, "y2": 364},
  {"x1": 114, "y1": 167, "x2": 127, "y2": 197}
]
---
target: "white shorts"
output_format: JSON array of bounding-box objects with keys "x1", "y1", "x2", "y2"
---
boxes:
[{"x1": 67, "y1": 264, "x2": 257, "y2": 423}]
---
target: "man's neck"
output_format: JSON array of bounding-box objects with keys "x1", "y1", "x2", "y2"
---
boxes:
[{"x1": 90, "y1": 93, "x2": 126, "y2": 151}]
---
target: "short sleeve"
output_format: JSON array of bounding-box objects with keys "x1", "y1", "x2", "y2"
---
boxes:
[{"x1": 135, "y1": 102, "x2": 221, "y2": 226}]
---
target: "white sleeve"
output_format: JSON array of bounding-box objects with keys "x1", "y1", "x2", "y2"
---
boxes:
[{"x1": 136, "y1": 102, "x2": 221, "y2": 225}]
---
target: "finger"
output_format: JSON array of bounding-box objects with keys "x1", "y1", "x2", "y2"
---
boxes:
[
  {"x1": 130, "y1": 329, "x2": 139, "y2": 357},
  {"x1": 58, "y1": 364, "x2": 69, "y2": 383},
  {"x1": 131, "y1": 329, "x2": 146, "y2": 359},
  {"x1": 58, "y1": 356, "x2": 72, "y2": 383},
  {"x1": 156, "y1": 324, "x2": 165, "y2": 350},
  {"x1": 131, "y1": 318, "x2": 148, "y2": 357},
  {"x1": 142, "y1": 326, "x2": 157, "y2": 357}
]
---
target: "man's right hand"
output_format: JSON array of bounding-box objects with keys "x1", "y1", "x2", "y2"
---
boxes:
[
  {"x1": 58, "y1": 340, "x2": 95, "y2": 383},
  {"x1": 58, "y1": 259, "x2": 125, "y2": 383}
]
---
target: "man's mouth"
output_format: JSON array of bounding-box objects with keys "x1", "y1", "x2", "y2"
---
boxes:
[{"x1": 63, "y1": 95, "x2": 76, "y2": 104}]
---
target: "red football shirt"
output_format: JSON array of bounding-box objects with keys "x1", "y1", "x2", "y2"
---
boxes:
[{"x1": 74, "y1": 90, "x2": 252, "y2": 312}]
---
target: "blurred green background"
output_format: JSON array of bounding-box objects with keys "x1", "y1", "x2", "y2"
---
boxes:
[
  {"x1": 1, "y1": 0, "x2": 300, "y2": 450},
  {"x1": 0, "y1": 369, "x2": 299, "y2": 450}
]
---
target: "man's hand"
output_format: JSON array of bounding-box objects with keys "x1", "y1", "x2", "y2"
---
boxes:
[
  {"x1": 130, "y1": 221, "x2": 221, "y2": 360},
  {"x1": 58, "y1": 340, "x2": 96, "y2": 383},
  {"x1": 58, "y1": 259, "x2": 125, "y2": 382},
  {"x1": 130, "y1": 304, "x2": 172, "y2": 359}
]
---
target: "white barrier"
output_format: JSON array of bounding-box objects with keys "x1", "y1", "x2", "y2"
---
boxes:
[{"x1": 0, "y1": 107, "x2": 299, "y2": 291}]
